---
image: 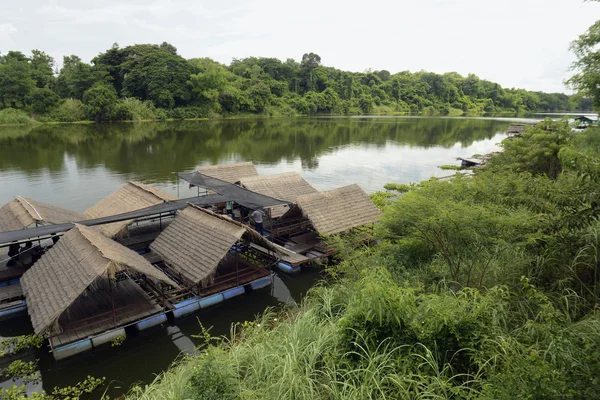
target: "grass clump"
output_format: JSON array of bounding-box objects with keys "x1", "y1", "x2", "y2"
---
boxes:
[{"x1": 439, "y1": 164, "x2": 461, "y2": 170}]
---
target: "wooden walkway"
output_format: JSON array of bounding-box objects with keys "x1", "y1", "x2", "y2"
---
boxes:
[{"x1": 50, "y1": 279, "x2": 162, "y2": 347}]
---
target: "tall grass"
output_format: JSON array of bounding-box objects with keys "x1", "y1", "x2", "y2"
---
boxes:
[{"x1": 127, "y1": 269, "x2": 600, "y2": 400}]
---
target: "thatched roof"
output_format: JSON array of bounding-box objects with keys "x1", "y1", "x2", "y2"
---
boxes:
[
  {"x1": 240, "y1": 172, "x2": 318, "y2": 218},
  {"x1": 21, "y1": 224, "x2": 176, "y2": 334},
  {"x1": 0, "y1": 197, "x2": 84, "y2": 233},
  {"x1": 150, "y1": 204, "x2": 277, "y2": 286},
  {"x1": 286, "y1": 184, "x2": 381, "y2": 235},
  {"x1": 84, "y1": 182, "x2": 177, "y2": 238},
  {"x1": 196, "y1": 162, "x2": 258, "y2": 183}
]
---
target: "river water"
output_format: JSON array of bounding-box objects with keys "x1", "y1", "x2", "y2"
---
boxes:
[{"x1": 0, "y1": 116, "x2": 533, "y2": 397}]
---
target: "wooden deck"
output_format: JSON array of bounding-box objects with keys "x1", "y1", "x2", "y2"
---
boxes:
[
  {"x1": 50, "y1": 279, "x2": 163, "y2": 347},
  {"x1": 250, "y1": 242, "x2": 309, "y2": 266}
]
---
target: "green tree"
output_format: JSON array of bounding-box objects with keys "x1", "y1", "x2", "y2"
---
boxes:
[
  {"x1": 119, "y1": 44, "x2": 192, "y2": 108},
  {"x1": 29, "y1": 88, "x2": 60, "y2": 114},
  {"x1": 0, "y1": 52, "x2": 35, "y2": 109},
  {"x1": 568, "y1": 20, "x2": 600, "y2": 110},
  {"x1": 56, "y1": 55, "x2": 105, "y2": 100},
  {"x1": 83, "y1": 82, "x2": 117, "y2": 121}
]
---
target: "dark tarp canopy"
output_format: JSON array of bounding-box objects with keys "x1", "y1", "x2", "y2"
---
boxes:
[
  {"x1": 0, "y1": 194, "x2": 227, "y2": 246},
  {"x1": 178, "y1": 172, "x2": 291, "y2": 210}
]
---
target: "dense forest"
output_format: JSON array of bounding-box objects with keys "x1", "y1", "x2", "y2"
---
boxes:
[{"x1": 0, "y1": 43, "x2": 592, "y2": 124}]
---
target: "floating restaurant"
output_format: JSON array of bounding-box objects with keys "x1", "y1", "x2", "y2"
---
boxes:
[{"x1": 0, "y1": 163, "x2": 382, "y2": 360}]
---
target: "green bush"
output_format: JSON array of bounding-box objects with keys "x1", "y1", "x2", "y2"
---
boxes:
[
  {"x1": 49, "y1": 99, "x2": 86, "y2": 122},
  {"x1": 167, "y1": 106, "x2": 206, "y2": 119},
  {"x1": 0, "y1": 108, "x2": 32, "y2": 125},
  {"x1": 114, "y1": 98, "x2": 160, "y2": 121}
]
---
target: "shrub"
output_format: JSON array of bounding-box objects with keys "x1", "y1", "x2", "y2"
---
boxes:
[
  {"x1": 114, "y1": 98, "x2": 160, "y2": 121},
  {"x1": 0, "y1": 108, "x2": 32, "y2": 125},
  {"x1": 49, "y1": 99, "x2": 86, "y2": 122}
]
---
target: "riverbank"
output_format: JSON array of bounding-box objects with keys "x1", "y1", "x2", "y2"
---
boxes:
[
  {"x1": 122, "y1": 120, "x2": 600, "y2": 399},
  {"x1": 0, "y1": 105, "x2": 553, "y2": 128}
]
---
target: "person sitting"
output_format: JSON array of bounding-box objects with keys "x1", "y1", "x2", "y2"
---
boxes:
[
  {"x1": 7, "y1": 242, "x2": 20, "y2": 267},
  {"x1": 226, "y1": 201, "x2": 235, "y2": 219},
  {"x1": 251, "y1": 209, "x2": 265, "y2": 235}
]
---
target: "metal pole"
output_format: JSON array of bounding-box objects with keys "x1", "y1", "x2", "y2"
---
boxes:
[
  {"x1": 177, "y1": 173, "x2": 180, "y2": 198},
  {"x1": 236, "y1": 254, "x2": 239, "y2": 287}
]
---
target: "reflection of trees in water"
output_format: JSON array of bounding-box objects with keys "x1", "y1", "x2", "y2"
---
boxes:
[{"x1": 0, "y1": 118, "x2": 510, "y2": 180}]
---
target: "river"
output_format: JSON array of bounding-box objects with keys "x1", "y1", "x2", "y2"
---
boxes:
[{"x1": 0, "y1": 116, "x2": 533, "y2": 397}]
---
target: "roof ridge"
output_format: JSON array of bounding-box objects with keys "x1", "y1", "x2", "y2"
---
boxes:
[
  {"x1": 128, "y1": 181, "x2": 172, "y2": 202},
  {"x1": 241, "y1": 171, "x2": 301, "y2": 182},
  {"x1": 15, "y1": 196, "x2": 43, "y2": 221},
  {"x1": 74, "y1": 224, "x2": 112, "y2": 263}
]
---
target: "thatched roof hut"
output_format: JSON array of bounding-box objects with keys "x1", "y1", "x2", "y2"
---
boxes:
[
  {"x1": 196, "y1": 162, "x2": 258, "y2": 184},
  {"x1": 280, "y1": 184, "x2": 381, "y2": 235},
  {"x1": 21, "y1": 224, "x2": 176, "y2": 335},
  {"x1": 84, "y1": 182, "x2": 177, "y2": 238},
  {"x1": 150, "y1": 204, "x2": 276, "y2": 287},
  {"x1": 0, "y1": 196, "x2": 84, "y2": 232},
  {"x1": 239, "y1": 172, "x2": 318, "y2": 218}
]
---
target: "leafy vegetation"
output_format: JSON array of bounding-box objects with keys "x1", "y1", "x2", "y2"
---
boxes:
[
  {"x1": 0, "y1": 44, "x2": 592, "y2": 124},
  {"x1": 124, "y1": 121, "x2": 600, "y2": 399},
  {"x1": 0, "y1": 376, "x2": 105, "y2": 399}
]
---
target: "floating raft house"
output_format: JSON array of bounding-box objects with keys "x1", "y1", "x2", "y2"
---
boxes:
[
  {"x1": 239, "y1": 172, "x2": 318, "y2": 218},
  {"x1": 0, "y1": 197, "x2": 85, "y2": 318},
  {"x1": 21, "y1": 224, "x2": 177, "y2": 360},
  {"x1": 506, "y1": 123, "x2": 536, "y2": 138},
  {"x1": 0, "y1": 196, "x2": 84, "y2": 232},
  {"x1": 196, "y1": 162, "x2": 259, "y2": 184},
  {"x1": 270, "y1": 184, "x2": 381, "y2": 272},
  {"x1": 149, "y1": 205, "x2": 278, "y2": 315},
  {"x1": 84, "y1": 182, "x2": 177, "y2": 238},
  {"x1": 277, "y1": 184, "x2": 381, "y2": 236},
  {"x1": 574, "y1": 116, "x2": 599, "y2": 128}
]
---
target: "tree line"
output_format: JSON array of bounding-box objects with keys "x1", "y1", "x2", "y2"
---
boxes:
[{"x1": 0, "y1": 43, "x2": 592, "y2": 123}]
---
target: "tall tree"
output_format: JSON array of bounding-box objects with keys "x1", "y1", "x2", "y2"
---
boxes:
[
  {"x1": 0, "y1": 52, "x2": 35, "y2": 108},
  {"x1": 56, "y1": 55, "x2": 105, "y2": 100},
  {"x1": 567, "y1": 20, "x2": 600, "y2": 110}
]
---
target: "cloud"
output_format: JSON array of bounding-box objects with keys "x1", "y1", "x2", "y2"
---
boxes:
[{"x1": 0, "y1": 23, "x2": 17, "y2": 48}]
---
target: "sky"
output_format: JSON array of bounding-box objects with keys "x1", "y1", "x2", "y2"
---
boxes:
[{"x1": 0, "y1": 0, "x2": 598, "y2": 93}]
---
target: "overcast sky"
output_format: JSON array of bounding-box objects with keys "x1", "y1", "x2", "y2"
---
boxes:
[{"x1": 1, "y1": 0, "x2": 598, "y2": 93}]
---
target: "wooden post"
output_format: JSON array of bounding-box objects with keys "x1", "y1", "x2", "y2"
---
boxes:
[{"x1": 109, "y1": 273, "x2": 117, "y2": 326}]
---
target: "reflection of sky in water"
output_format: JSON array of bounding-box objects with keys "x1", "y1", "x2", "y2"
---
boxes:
[
  {"x1": 0, "y1": 130, "x2": 505, "y2": 211},
  {"x1": 258, "y1": 133, "x2": 504, "y2": 193}
]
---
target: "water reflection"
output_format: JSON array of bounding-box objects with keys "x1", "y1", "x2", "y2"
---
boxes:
[{"x1": 0, "y1": 117, "x2": 514, "y2": 211}]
